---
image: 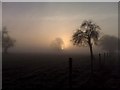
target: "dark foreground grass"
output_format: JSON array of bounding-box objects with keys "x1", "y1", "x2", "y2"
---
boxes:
[{"x1": 2, "y1": 53, "x2": 120, "y2": 89}]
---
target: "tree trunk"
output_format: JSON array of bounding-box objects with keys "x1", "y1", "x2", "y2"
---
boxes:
[{"x1": 89, "y1": 42, "x2": 94, "y2": 76}]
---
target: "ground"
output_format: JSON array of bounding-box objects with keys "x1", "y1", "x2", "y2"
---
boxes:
[{"x1": 2, "y1": 53, "x2": 120, "y2": 89}]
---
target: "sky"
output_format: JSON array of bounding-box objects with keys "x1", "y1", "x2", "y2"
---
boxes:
[
  {"x1": 2, "y1": 2, "x2": 118, "y2": 53},
  {"x1": 1, "y1": 0, "x2": 119, "y2": 2},
  {"x1": 0, "y1": 2, "x2": 1, "y2": 30}
]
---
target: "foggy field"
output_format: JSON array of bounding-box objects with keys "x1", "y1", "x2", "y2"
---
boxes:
[
  {"x1": 2, "y1": 53, "x2": 120, "y2": 89},
  {"x1": 1, "y1": 2, "x2": 119, "y2": 90}
]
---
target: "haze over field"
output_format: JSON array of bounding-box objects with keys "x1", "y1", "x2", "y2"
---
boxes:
[
  {"x1": 2, "y1": 2, "x2": 118, "y2": 53},
  {"x1": 2, "y1": 2, "x2": 120, "y2": 89}
]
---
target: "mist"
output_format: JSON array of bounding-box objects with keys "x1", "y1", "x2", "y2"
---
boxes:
[
  {"x1": 51, "y1": 37, "x2": 65, "y2": 51},
  {"x1": 2, "y1": 2, "x2": 120, "y2": 89},
  {"x1": 99, "y1": 35, "x2": 119, "y2": 52},
  {"x1": 2, "y1": 2, "x2": 118, "y2": 54}
]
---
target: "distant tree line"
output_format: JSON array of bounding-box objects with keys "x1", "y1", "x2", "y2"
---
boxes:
[{"x1": 2, "y1": 26, "x2": 15, "y2": 54}]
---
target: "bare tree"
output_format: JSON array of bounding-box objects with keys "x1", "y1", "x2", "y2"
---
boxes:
[
  {"x1": 99, "y1": 35, "x2": 119, "y2": 53},
  {"x1": 71, "y1": 20, "x2": 101, "y2": 75},
  {"x1": 51, "y1": 37, "x2": 64, "y2": 51},
  {"x1": 2, "y1": 27, "x2": 15, "y2": 53}
]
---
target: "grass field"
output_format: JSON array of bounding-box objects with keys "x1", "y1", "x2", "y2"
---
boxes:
[{"x1": 2, "y1": 53, "x2": 120, "y2": 89}]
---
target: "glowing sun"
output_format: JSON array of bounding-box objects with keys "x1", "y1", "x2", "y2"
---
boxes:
[{"x1": 61, "y1": 45, "x2": 64, "y2": 50}]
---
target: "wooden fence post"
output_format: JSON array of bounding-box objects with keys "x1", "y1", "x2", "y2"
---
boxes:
[
  {"x1": 69, "y1": 57, "x2": 72, "y2": 88},
  {"x1": 104, "y1": 52, "x2": 106, "y2": 65},
  {"x1": 99, "y1": 53, "x2": 101, "y2": 69}
]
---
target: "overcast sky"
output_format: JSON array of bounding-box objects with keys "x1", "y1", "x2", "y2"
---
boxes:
[{"x1": 2, "y1": 2, "x2": 118, "y2": 53}]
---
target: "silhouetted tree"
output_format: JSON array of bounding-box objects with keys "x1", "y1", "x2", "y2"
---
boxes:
[
  {"x1": 2, "y1": 27, "x2": 15, "y2": 53},
  {"x1": 71, "y1": 20, "x2": 101, "y2": 75},
  {"x1": 99, "y1": 35, "x2": 119, "y2": 53},
  {"x1": 51, "y1": 37, "x2": 64, "y2": 51}
]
